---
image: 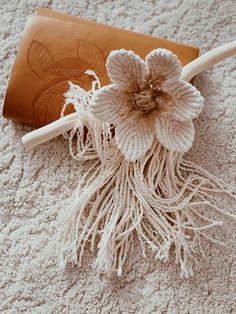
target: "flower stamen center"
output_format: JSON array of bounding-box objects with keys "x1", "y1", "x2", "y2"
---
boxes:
[
  {"x1": 133, "y1": 88, "x2": 173, "y2": 114},
  {"x1": 133, "y1": 89, "x2": 158, "y2": 113}
]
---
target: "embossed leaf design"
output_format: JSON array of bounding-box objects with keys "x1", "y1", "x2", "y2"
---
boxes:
[
  {"x1": 32, "y1": 77, "x2": 88, "y2": 125},
  {"x1": 77, "y1": 39, "x2": 106, "y2": 76},
  {"x1": 27, "y1": 40, "x2": 54, "y2": 82},
  {"x1": 45, "y1": 57, "x2": 92, "y2": 79}
]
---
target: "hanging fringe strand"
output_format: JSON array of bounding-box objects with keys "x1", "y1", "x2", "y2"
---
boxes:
[
  {"x1": 59, "y1": 140, "x2": 235, "y2": 278},
  {"x1": 20, "y1": 43, "x2": 236, "y2": 278},
  {"x1": 58, "y1": 81, "x2": 236, "y2": 278}
]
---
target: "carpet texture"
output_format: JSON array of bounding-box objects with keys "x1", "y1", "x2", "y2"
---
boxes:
[{"x1": 0, "y1": 0, "x2": 236, "y2": 313}]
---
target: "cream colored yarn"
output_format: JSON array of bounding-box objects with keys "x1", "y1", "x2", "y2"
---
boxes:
[
  {"x1": 91, "y1": 49, "x2": 204, "y2": 160},
  {"x1": 57, "y1": 49, "x2": 236, "y2": 278}
]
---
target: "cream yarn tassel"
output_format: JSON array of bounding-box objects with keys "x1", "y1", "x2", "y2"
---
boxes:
[
  {"x1": 58, "y1": 80, "x2": 235, "y2": 278},
  {"x1": 21, "y1": 42, "x2": 236, "y2": 277}
]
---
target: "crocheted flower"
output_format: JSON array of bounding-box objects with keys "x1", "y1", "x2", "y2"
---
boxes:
[{"x1": 91, "y1": 48, "x2": 204, "y2": 161}]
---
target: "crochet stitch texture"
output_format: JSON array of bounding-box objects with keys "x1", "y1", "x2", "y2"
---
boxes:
[
  {"x1": 91, "y1": 48, "x2": 204, "y2": 160},
  {"x1": 56, "y1": 47, "x2": 235, "y2": 279}
]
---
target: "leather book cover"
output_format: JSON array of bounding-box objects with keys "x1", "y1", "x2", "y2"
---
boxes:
[{"x1": 2, "y1": 8, "x2": 199, "y2": 127}]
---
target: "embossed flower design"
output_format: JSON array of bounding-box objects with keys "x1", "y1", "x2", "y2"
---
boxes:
[{"x1": 91, "y1": 48, "x2": 204, "y2": 161}]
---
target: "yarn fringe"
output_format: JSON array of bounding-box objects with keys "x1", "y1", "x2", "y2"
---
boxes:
[{"x1": 59, "y1": 77, "x2": 236, "y2": 278}]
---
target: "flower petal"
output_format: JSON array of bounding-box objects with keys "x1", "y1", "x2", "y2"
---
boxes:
[
  {"x1": 155, "y1": 116, "x2": 195, "y2": 152},
  {"x1": 146, "y1": 48, "x2": 182, "y2": 85},
  {"x1": 106, "y1": 49, "x2": 147, "y2": 90},
  {"x1": 115, "y1": 117, "x2": 153, "y2": 161},
  {"x1": 170, "y1": 80, "x2": 204, "y2": 121},
  {"x1": 91, "y1": 85, "x2": 130, "y2": 125}
]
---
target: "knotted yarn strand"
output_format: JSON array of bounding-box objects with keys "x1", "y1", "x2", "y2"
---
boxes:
[
  {"x1": 20, "y1": 43, "x2": 236, "y2": 278},
  {"x1": 58, "y1": 79, "x2": 236, "y2": 278}
]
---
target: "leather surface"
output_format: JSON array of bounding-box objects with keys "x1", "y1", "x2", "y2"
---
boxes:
[{"x1": 3, "y1": 8, "x2": 199, "y2": 126}]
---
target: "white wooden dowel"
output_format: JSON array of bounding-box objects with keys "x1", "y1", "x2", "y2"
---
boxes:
[
  {"x1": 21, "y1": 112, "x2": 79, "y2": 150},
  {"x1": 21, "y1": 40, "x2": 236, "y2": 150},
  {"x1": 181, "y1": 40, "x2": 236, "y2": 81}
]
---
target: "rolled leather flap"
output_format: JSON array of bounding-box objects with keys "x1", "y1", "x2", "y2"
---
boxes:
[{"x1": 3, "y1": 8, "x2": 199, "y2": 126}]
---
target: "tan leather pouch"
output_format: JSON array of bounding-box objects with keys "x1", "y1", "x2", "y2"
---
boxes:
[{"x1": 3, "y1": 8, "x2": 199, "y2": 126}]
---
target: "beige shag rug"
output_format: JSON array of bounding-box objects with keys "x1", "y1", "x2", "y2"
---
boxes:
[{"x1": 1, "y1": 0, "x2": 236, "y2": 313}]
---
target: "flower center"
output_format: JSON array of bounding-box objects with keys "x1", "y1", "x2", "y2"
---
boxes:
[
  {"x1": 133, "y1": 89, "x2": 158, "y2": 113},
  {"x1": 133, "y1": 88, "x2": 173, "y2": 114}
]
